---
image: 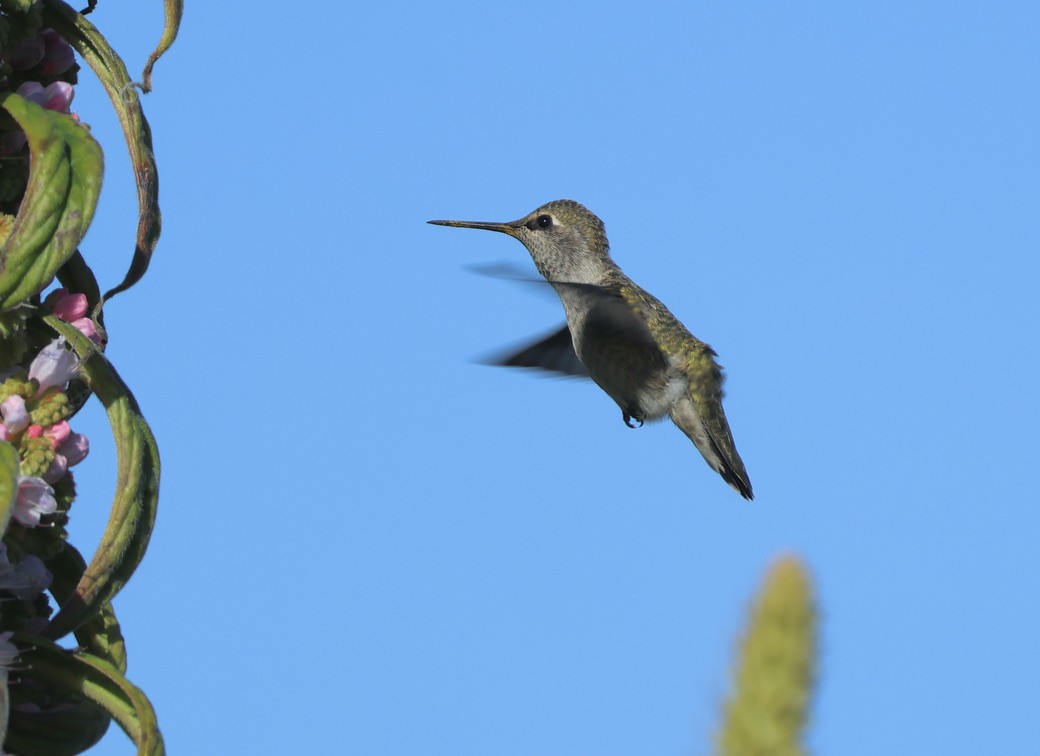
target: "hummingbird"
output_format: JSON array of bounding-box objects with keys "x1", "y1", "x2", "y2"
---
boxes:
[{"x1": 429, "y1": 200, "x2": 753, "y2": 500}]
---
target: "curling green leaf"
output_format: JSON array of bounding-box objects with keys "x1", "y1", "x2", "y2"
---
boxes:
[
  {"x1": 10, "y1": 634, "x2": 162, "y2": 754},
  {"x1": 0, "y1": 94, "x2": 101, "y2": 310},
  {"x1": 42, "y1": 316, "x2": 160, "y2": 640}
]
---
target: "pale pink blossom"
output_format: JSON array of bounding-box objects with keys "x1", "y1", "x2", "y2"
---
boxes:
[
  {"x1": 17, "y1": 556, "x2": 51, "y2": 599},
  {"x1": 43, "y1": 454, "x2": 67, "y2": 483},
  {"x1": 0, "y1": 546, "x2": 52, "y2": 601},
  {"x1": 29, "y1": 338, "x2": 78, "y2": 392},
  {"x1": 0, "y1": 395, "x2": 29, "y2": 435},
  {"x1": 13, "y1": 476, "x2": 57, "y2": 527}
]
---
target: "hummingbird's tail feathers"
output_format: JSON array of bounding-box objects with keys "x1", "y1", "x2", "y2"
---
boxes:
[
  {"x1": 708, "y1": 435, "x2": 754, "y2": 500},
  {"x1": 670, "y1": 395, "x2": 754, "y2": 500}
]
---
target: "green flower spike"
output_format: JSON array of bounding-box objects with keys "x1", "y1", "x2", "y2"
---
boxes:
[{"x1": 716, "y1": 556, "x2": 817, "y2": 756}]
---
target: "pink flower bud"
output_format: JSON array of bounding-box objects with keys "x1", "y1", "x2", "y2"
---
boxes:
[
  {"x1": 40, "y1": 29, "x2": 75, "y2": 77},
  {"x1": 52, "y1": 291, "x2": 88, "y2": 321},
  {"x1": 72, "y1": 317, "x2": 100, "y2": 342},
  {"x1": 44, "y1": 420, "x2": 71, "y2": 449},
  {"x1": 58, "y1": 432, "x2": 88, "y2": 467},
  {"x1": 15, "y1": 81, "x2": 74, "y2": 113},
  {"x1": 49, "y1": 291, "x2": 99, "y2": 342},
  {"x1": 42, "y1": 81, "x2": 74, "y2": 112}
]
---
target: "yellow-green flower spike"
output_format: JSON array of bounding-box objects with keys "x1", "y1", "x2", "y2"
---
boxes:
[
  {"x1": 17, "y1": 434, "x2": 53, "y2": 479},
  {"x1": 716, "y1": 556, "x2": 817, "y2": 756},
  {"x1": 28, "y1": 388, "x2": 69, "y2": 427},
  {"x1": 0, "y1": 377, "x2": 33, "y2": 404}
]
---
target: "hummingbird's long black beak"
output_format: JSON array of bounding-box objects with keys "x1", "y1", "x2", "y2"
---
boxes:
[{"x1": 427, "y1": 219, "x2": 518, "y2": 237}]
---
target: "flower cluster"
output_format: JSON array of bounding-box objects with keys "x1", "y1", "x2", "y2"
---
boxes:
[
  {"x1": 0, "y1": 290, "x2": 92, "y2": 534},
  {"x1": 0, "y1": 289, "x2": 96, "y2": 664}
]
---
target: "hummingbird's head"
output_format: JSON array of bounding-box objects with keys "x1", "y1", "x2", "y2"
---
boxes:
[{"x1": 429, "y1": 200, "x2": 615, "y2": 284}]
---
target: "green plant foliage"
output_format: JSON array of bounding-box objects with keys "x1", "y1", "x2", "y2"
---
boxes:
[
  {"x1": 42, "y1": 315, "x2": 161, "y2": 641},
  {"x1": 0, "y1": 3, "x2": 179, "y2": 753},
  {"x1": 6, "y1": 634, "x2": 161, "y2": 754}
]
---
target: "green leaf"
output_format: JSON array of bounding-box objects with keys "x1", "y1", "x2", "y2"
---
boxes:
[
  {"x1": 0, "y1": 440, "x2": 19, "y2": 537},
  {"x1": 0, "y1": 94, "x2": 103, "y2": 310},
  {"x1": 4, "y1": 693, "x2": 112, "y2": 756},
  {"x1": 42, "y1": 316, "x2": 160, "y2": 640},
  {"x1": 50, "y1": 109, "x2": 104, "y2": 237},
  {"x1": 42, "y1": 0, "x2": 162, "y2": 302},
  {"x1": 10, "y1": 634, "x2": 163, "y2": 754},
  {"x1": 46, "y1": 544, "x2": 128, "y2": 673}
]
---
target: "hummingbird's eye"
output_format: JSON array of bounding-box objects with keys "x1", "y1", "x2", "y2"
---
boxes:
[{"x1": 536, "y1": 215, "x2": 553, "y2": 229}]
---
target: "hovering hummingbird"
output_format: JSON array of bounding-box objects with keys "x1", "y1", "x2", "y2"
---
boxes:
[{"x1": 429, "y1": 200, "x2": 753, "y2": 499}]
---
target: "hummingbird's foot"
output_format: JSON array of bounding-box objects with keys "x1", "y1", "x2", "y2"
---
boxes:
[{"x1": 623, "y1": 412, "x2": 644, "y2": 429}]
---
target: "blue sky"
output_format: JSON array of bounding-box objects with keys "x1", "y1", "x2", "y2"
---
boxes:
[{"x1": 65, "y1": 2, "x2": 1040, "y2": 753}]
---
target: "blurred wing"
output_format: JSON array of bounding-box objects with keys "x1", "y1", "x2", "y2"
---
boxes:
[{"x1": 482, "y1": 324, "x2": 590, "y2": 378}]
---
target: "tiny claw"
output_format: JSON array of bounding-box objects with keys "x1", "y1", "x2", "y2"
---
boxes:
[{"x1": 623, "y1": 412, "x2": 644, "y2": 429}]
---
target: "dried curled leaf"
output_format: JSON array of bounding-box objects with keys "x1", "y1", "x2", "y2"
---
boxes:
[{"x1": 42, "y1": 0, "x2": 165, "y2": 302}]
